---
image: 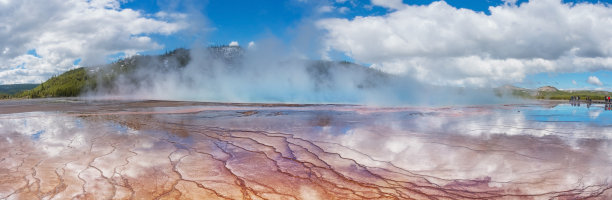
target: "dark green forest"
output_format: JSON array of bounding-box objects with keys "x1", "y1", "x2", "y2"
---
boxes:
[{"x1": 13, "y1": 68, "x2": 93, "y2": 98}]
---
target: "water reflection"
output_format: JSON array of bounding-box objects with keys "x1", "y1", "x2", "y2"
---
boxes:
[{"x1": 0, "y1": 100, "x2": 610, "y2": 199}]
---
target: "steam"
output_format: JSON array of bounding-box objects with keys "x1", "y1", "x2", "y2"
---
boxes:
[
  {"x1": 84, "y1": 39, "x2": 520, "y2": 106},
  {"x1": 73, "y1": 0, "x2": 528, "y2": 106}
]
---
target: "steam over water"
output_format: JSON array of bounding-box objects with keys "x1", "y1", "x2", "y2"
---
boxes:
[
  {"x1": 84, "y1": 46, "x2": 515, "y2": 106},
  {"x1": 0, "y1": 99, "x2": 610, "y2": 199}
]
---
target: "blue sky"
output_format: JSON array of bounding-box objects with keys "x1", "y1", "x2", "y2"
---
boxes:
[
  {"x1": 124, "y1": 0, "x2": 529, "y2": 48},
  {"x1": 126, "y1": 0, "x2": 612, "y2": 90},
  {"x1": 123, "y1": 0, "x2": 608, "y2": 47},
  {"x1": 2, "y1": 0, "x2": 612, "y2": 90}
]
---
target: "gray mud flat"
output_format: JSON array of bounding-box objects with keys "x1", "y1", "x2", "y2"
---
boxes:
[{"x1": 0, "y1": 99, "x2": 611, "y2": 199}]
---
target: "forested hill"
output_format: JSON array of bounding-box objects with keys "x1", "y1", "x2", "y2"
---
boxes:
[
  {"x1": 5, "y1": 45, "x2": 612, "y2": 101},
  {"x1": 13, "y1": 68, "x2": 93, "y2": 98},
  {"x1": 6, "y1": 46, "x2": 388, "y2": 99},
  {"x1": 10, "y1": 47, "x2": 192, "y2": 98},
  {"x1": 499, "y1": 85, "x2": 612, "y2": 100},
  {"x1": 0, "y1": 84, "x2": 39, "y2": 98}
]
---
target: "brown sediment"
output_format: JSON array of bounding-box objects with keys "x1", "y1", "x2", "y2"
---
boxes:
[
  {"x1": 0, "y1": 100, "x2": 611, "y2": 199},
  {"x1": 239, "y1": 111, "x2": 258, "y2": 117}
]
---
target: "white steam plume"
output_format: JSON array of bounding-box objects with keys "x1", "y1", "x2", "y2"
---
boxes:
[{"x1": 84, "y1": 39, "x2": 520, "y2": 106}]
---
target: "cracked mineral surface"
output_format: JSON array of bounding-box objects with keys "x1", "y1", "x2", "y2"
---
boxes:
[{"x1": 0, "y1": 99, "x2": 611, "y2": 199}]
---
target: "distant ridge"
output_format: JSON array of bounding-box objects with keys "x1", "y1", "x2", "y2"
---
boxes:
[
  {"x1": 0, "y1": 84, "x2": 39, "y2": 96},
  {"x1": 4, "y1": 46, "x2": 611, "y2": 101},
  {"x1": 4, "y1": 46, "x2": 387, "y2": 99},
  {"x1": 499, "y1": 85, "x2": 612, "y2": 100},
  {"x1": 537, "y1": 86, "x2": 559, "y2": 92}
]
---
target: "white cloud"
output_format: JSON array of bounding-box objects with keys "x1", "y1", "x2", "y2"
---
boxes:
[
  {"x1": 587, "y1": 76, "x2": 603, "y2": 86},
  {"x1": 317, "y1": 5, "x2": 335, "y2": 13},
  {"x1": 503, "y1": 0, "x2": 518, "y2": 5},
  {"x1": 572, "y1": 80, "x2": 577, "y2": 85},
  {"x1": 229, "y1": 41, "x2": 239, "y2": 47},
  {"x1": 371, "y1": 0, "x2": 405, "y2": 10},
  {"x1": 338, "y1": 7, "x2": 350, "y2": 14},
  {"x1": 89, "y1": 0, "x2": 124, "y2": 9},
  {"x1": 318, "y1": 4, "x2": 350, "y2": 14},
  {"x1": 318, "y1": 0, "x2": 612, "y2": 87},
  {"x1": 248, "y1": 41, "x2": 256, "y2": 49},
  {"x1": 0, "y1": 0, "x2": 186, "y2": 84}
]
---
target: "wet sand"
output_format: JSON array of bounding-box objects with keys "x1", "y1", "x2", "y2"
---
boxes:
[{"x1": 0, "y1": 99, "x2": 611, "y2": 199}]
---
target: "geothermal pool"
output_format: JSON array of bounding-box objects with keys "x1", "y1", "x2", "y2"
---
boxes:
[{"x1": 0, "y1": 99, "x2": 611, "y2": 199}]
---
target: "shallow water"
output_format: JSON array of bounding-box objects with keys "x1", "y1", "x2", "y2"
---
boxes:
[{"x1": 0, "y1": 99, "x2": 610, "y2": 199}]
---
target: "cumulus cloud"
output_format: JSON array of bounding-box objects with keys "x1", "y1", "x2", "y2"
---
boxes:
[
  {"x1": 338, "y1": 7, "x2": 350, "y2": 14},
  {"x1": 317, "y1": 4, "x2": 350, "y2": 14},
  {"x1": 317, "y1": 5, "x2": 335, "y2": 13},
  {"x1": 503, "y1": 0, "x2": 518, "y2": 5},
  {"x1": 0, "y1": 0, "x2": 186, "y2": 84},
  {"x1": 587, "y1": 76, "x2": 603, "y2": 86},
  {"x1": 371, "y1": 0, "x2": 405, "y2": 10},
  {"x1": 229, "y1": 41, "x2": 239, "y2": 47},
  {"x1": 318, "y1": 0, "x2": 612, "y2": 87}
]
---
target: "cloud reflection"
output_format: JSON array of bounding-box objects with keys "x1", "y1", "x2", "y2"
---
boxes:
[{"x1": 0, "y1": 101, "x2": 610, "y2": 199}]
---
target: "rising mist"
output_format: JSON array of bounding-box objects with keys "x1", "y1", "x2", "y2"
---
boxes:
[{"x1": 83, "y1": 41, "x2": 520, "y2": 106}]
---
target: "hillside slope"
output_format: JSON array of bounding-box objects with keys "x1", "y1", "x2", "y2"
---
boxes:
[
  {"x1": 9, "y1": 46, "x2": 389, "y2": 99},
  {"x1": 8, "y1": 46, "x2": 610, "y2": 101},
  {"x1": 499, "y1": 85, "x2": 612, "y2": 100},
  {"x1": 14, "y1": 68, "x2": 93, "y2": 98},
  {"x1": 0, "y1": 84, "x2": 38, "y2": 97}
]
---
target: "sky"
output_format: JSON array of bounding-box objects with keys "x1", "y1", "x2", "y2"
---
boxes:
[{"x1": 1, "y1": 0, "x2": 612, "y2": 91}]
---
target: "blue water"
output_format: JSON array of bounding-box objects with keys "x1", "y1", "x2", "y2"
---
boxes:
[
  {"x1": 524, "y1": 103, "x2": 612, "y2": 126},
  {"x1": 31, "y1": 130, "x2": 44, "y2": 140}
]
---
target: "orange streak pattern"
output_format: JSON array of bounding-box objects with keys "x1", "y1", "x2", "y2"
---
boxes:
[{"x1": 0, "y1": 100, "x2": 611, "y2": 199}]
